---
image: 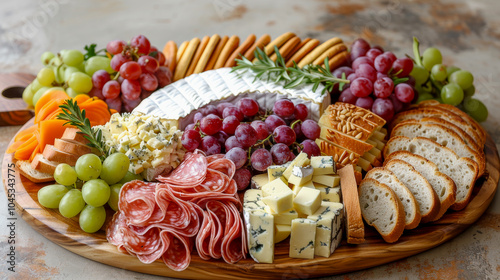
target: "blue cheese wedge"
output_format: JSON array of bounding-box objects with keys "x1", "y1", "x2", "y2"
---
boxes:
[
  {"x1": 261, "y1": 179, "x2": 294, "y2": 214},
  {"x1": 310, "y1": 156, "x2": 336, "y2": 175},
  {"x1": 307, "y1": 202, "x2": 344, "y2": 258},
  {"x1": 267, "y1": 164, "x2": 287, "y2": 182},
  {"x1": 282, "y1": 153, "x2": 311, "y2": 180},
  {"x1": 243, "y1": 189, "x2": 266, "y2": 210},
  {"x1": 243, "y1": 209, "x2": 274, "y2": 263},
  {"x1": 275, "y1": 224, "x2": 291, "y2": 243},
  {"x1": 314, "y1": 184, "x2": 341, "y2": 203},
  {"x1": 251, "y1": 173, "x2": 269, "y2": 189},
  {"x1": 312, "y1": 174, "x2": 341, "y2": 187},
  {"x1": 293, "y1": 187, "x2": 322, "y2": 216},
  {"x1": 288, "y1": 166, "x2": 314, "y2": 187},
  {"x1": 269, "y1": 208, "x2": 299, "y2": 226},
  {"x1": 289, "y1": 218, "x2": 317, "y2": 259}
]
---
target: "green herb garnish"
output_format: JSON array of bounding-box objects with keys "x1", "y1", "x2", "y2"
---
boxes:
[
  {"x1": 84, "y1": 44, "x2": 106, "y2": 59},
  {"x1": 232, "y1": 46, "x2": 349, "y2": 95},
  {"x1": 57, "y1": 99, "x2": 107, "y2": 158}
]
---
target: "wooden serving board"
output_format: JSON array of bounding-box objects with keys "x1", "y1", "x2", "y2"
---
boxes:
[{"x1": 2, "y1": 119, "x2": 499, "y2": 279}]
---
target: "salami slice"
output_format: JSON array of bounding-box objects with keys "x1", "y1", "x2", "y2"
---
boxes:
[
  {"x1": 207, "y1": 158, "x2": 236, "y2": 179},
  {"x1": 119, "y1": 181, "x2": 157, "y2": 226},
  {"x1": 221, "y1": 203, "x2": 246, "y2": 263},
  {"x1": 161, "y1": 231, "x2": 193, "y2": 272},
  {"x1": 157, "y1": 153, "x2": 207, "y2": 186},
  {"x1": 156, "y1": 187, "x2": 194, "y2": 229},
  {"x1": 206, "y1": 153, "x2": 225, "y2": 163},
  {"x1": 195, "y1": 210, "x2": 212, "y2": 260},
  {"x1": 106, "y1": 211, "x2": 126, "y2": 246}
]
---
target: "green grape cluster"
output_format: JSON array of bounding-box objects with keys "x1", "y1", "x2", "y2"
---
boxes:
[
  {"x1": 23, "y1": 49, "x2": 113, "y2": 107},
  {"x1": 37, "y1": 152, "x2": 141, "y2": 233},
  {"x1": 411, "y1": 40, "x2": 488, "y2": 122}
]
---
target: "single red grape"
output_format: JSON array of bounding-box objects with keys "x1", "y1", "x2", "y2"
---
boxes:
[
  {"x1": 181, "y1": 129, "x2": 202, "y2": 151},
  {"x1": 120, "y1": 61, "x2": 142, "y2": 80},
  {"x1": 200, "y1": 135, "x2": 221, "y2": 156},
  {"x1": 250, "y1": 149, "x2": 273, "y2": 171},
  {"x1": 273, "y1": 99, "x2": 295, "y2": 118},
  {"x1": 106, "y1": 40, "x2": 127, "y2": 55},
  {"x1": 237, "y1": 98, "x2": 259, "y2": 116},
  {"x1": 294, "y1": 104, "x2": 308, "y2": 121},
  {"x1": 372, "y1": 98, "x2": 395, "y2": 121},
  {"x1": 130, "y1": 35, "x2": 151, "y2": 55},
  {"x1": 273, "y1": 125, "x2": 296, "y2": 146},
  {"x1": 92, "y1": 70, "x2": 110, "y2": 89},
  {"x1": 251, "y1": 120, "x2": 270, "y2": 140},
  {"x1": 373, "y1": 77, "x2": 394, "y2": 98},
  {"x1": 200, "y1": 114, "x2": 222, "y2": 135},
  {"x1": 222, "y1": 115, "x2": 240, "y2": 135},
  {"x1": 301, "y1": 120, "x2": 321, "y2": 140},
  {"x1": 270, "y1": 143, "x2": 291, "y2": 165},
  {"x1": 235, "y1": 123, "x2": 258, "y2": 148},
  {"x1": 350, "y1": 77, "x2": 373, "y2": 98}
]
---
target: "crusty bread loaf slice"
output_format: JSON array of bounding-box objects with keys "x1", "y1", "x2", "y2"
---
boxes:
[
  {"x1": 30, "y1": 154, "x2": 58, "y2": 174},
  {"x1": 365, "y1": 167, "x2": 421, "y2": 229},
  {"x1": 390, "y1": 108, "x2": 482, "y2": 147},
  {"x1": 391, "y1": 122, "x2": 485, "y2": 176},
  {"x1": 17, "y1": 160, "x2": 54, "y2": 183},
  {"x1": 383, "y1": 136, "x2": 478, "y2": 211},
  {"x1": 432, "y1": 103, "x2": 486, "y2": 144},
  {"x1": 359, "y1": 178, "x2": 405, "y2": 243},
  {"x1": 385, "y1": 151, "x2": 456, "y2": 221},
  {"x1": 61, "y1": 127, "x2": 89, "y2": 143},
  {"x1": 54, "y1": 138, "x2": 92, "y2": 157},
  {"x1": 385, "y1": 159, "x2": 440, "y2": 223},
  {"x1": 338, "y1": 165, "x2": 365, "y2": 244},
  {"x1": 42, "y1": 144, "x2": 79, "y2": 166}
]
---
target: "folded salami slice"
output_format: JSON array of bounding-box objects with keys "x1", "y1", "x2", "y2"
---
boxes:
[
  {"x1": 157, "y1": 153, "x2": 207, "y2": 186},
  {"x1": 118, "y1": 181, "x2": 157, "y2": 226},
  {"x1": 161, "y1": 231, "x2": 193, "y2": 272},
  {"x1": 207, "y1": 158, "x2": 236, "y2": 180}
]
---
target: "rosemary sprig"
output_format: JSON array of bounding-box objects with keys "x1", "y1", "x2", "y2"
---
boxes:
[
  {"x1": 232, "y1": 46, "x2": 349, "y2": 95},
  {"x1": 57, "y1": 99, "x2": 108, "y2": 158}
]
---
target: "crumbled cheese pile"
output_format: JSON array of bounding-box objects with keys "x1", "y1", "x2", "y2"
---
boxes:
[{"x1": 98, "y1": 112, "x2": 185, "y2": 175}]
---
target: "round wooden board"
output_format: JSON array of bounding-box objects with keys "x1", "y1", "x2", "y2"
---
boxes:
[{"x1": 2, "y1": 119, "x2": 499, "y2": 280}]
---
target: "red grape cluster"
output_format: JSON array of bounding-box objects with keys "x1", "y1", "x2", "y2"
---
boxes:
[
  {"x1": 334, "y1": 38, "x2": 416, "y2": 121},
  {"x1": 90, "y1": 35, "x2": 172, "y2": 112},
  {"x1": 181, "y1": 98, "x2": 322, "y2": 190}
]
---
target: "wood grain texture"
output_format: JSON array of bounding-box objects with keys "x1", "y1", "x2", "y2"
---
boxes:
[
  {"x1": 2, "y1": 119, "x2": 499, "y2": 279},
  {"x1": 0, "y1": 73, "x2": 35, "y2": 126}
]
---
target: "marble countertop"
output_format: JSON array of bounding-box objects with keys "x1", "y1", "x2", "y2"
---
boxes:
[{"x1": 1, "y1": 0, "x2": 499, "y2": 279}]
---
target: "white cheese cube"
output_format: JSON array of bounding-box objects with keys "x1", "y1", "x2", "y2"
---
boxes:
[
  {"x1": 275, "y1": 224, "x2": 291, "y2": 243},
  {"x1": 262, "y1": 191, "x2": 293, "y2": 214},
  {"x1": 282, "y1": 153, "x2": 310, "y2": 180},
  {"x1": 267, "y1": 165, "x2": 287, "y2": 181},
  {"x1": 293, "y1": 187, "x2": 321, "y2": 216},
  {"x1": 288, "y1": 166, "x2": 314, "y2": 187},
  {"x1": 314, "y1": 184, "x2": 341, "y2": 202},
  {"x1": 307, "y1": 202, "x2": 344, "y2": 257},
  {"x1": 292, "y1": 180, "x2": 315, "y2": 197},
  {"x1": 312, "y1": 174, "x2": 340, "y2": 187},
  {"x1": 311, "y1": 156, "x2": 336, "y2": 175},
  {"x1": 129, "y1": 136, "x2": 141, "y2": 147},
  {"x1": 261, "y1": 179, "x2": 291, "y2": 197},
  {"x1": 243, "y1": 189, "x2": 267, "y2": 210},
  {"x1": 289, "y1": 218, "x2": 316, "y2": 259},
  {"x1": 244, "y1": 209, "x2": 274, "y2": 264},
  {"x1": 272, "y1": 209, "x2": 298, "y2": 225},
  {"x1": 250, "y1": 173, "x2": 269, "y2": 189}
]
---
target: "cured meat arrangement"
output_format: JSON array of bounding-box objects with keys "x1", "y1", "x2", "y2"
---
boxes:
[{"x1": 106, "y1": 151, "x2": 246, "y2": 271}]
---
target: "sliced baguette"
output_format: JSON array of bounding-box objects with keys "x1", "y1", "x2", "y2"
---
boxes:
[
  {"x1": 391, "y1": 122, "x2": 485, "y2": 176},
  {"x1": 365, "y1": 167, "x2": 421, "y2": 229},
  {"x1": 338, "y1": 165, "x2": 365, "y2": 244},
  {"x1": 62, "y1": 127, "x2": 89, "y2": 143},
  {"x1": 17, "y1": 160, "x2": 54, "y2": 183},
  {"x1": 31, "y1": 154, "x2": 58, "y2": 174},
  {"x1": 383, "y1": 136, "x2": 478, "y2": 211},
  {"x1": 431, "y1": 103, "x2": 486, "y2": 143},
  {"x1": 384, "y1": 159, "x2": 440, "y2": 223},
  {"x1": 359, "y1": 178, "x2": 405, "y2": 243},
  {"x1": 42, "y1": 144, "x2": 79, "y2": 166},
  {"x1": 54, "y1": 138, "x2": 92, "y2": 157},
  {"x1": 384, "y1": 151, "x2": 456, "y2": 220}
]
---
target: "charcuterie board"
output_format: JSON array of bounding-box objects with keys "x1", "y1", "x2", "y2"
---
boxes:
[{"x1": 2, "y1": 117, "x2": 499, "y2": 279}]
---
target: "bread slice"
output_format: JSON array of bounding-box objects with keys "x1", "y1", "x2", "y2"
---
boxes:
[
  {"x1": 338, "y1": 165, "x2": 364, "y2": 244},
  {"x1": 54, "y1": 138, "x2": 92, "y2": 157},
  {"x1": 384, "y1": 159, "x2": 440, "y2": 223},
  {"x1": 384, "y1": 151, "x2": 456, "y2": 220},
  {"x1": 315, "y1": 138, "x2": 360, "y2": 168},
  {"x1": 390, "y1": 108, "x2": 482, "y2": 147},
  {"x1": 319, "y1": 124, "x2": 374, "y2": 155},
  {"x1": 42, "y1": 144, "x2": 80, "y2": 166},
  {"x1": 61, "y1": 127, "x2": 89, "y2": 143},
  {"x1": 359, "y1": 178, "x2": 405, "y2": 243},
  {"x1": 30, "y1": 154, "x2": 58, "y2": 174},
  {"x1": 432, "y1": 103, "x2": 486, "y2": 143},
  {"x1": 383, "y1": 136, "x2": 478, "y2": 211},
  {"x1": 16, "y1": 160, "x2": 54, "y2": 183},
  {"x1": 391, "y1": 122, "x2": 485, "y2": 176},
  {"x1": 365, "y1": 168, "x2": 421, "y2": 229}
]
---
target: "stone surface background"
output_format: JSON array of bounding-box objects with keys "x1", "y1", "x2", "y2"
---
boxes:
[{"x1": 0, "y1": 0, "x2": 499, "y2": 279}]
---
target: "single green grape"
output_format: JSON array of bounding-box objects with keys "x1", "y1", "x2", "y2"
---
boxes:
[
  {"x1": 430, "y1": 64, "x2": 447, "y2": 82},
  {"x1": 416, "y1": 92, "x2": 434, "y2": 103},
  {"x1": 37, "y1": 67, "x2": 56, "y2": 87},
  {"x1": 63, "y1": 66, "x2": 81, "y2": 82},
  {"x1": 61, "y1": 50, "x2": 84, "y2": 67},
  {"x1": 77, "y1": 61, "x2": 86, "y2": 72},
  {"x1": 449, "y1": 70, "x2": 474, "y2": 90},
  {"x1": 82, "y1": 179, "x2": 110, "y2": 207},
  {"x1": 22, "y1": 84, "x2": 34, "y2": 107},
  {"x1": 54, "y1": 163, "x2": 78, "y2": 186},
  {"x1": 464, "y1": 85, "x2": 475, "y2": 97},
  {"x1": 75, "y1": 153, "x2": 102, "y2": 181},
  {"x1": 32, "y1": 86, "x2": 50, "y2": 106},
  {"x1": 441, "y1": 83, "x2": 464, "y2": 106},
  {"x1": 100, "y1": 153, "x2": 130, "y2": 185},
  {"x1": 463, "y1": 98, "x2": 488, "y2": 122},
  {"x1": 85, "y1": 56, "x2": 113, "y2": 76},
  {"x1": 68, "y1": 72, "x2": 93, "y2": 93},
  {"x1": 41, "y1": 52, "x2": 55, "y2": 66},
  {"x1": 48, "y1": 56, "x2": 62, "y2": 66},
  {"x1": 79, "y1": 205, "x2": 106, "y2": 233},
  {"x1": 108, "y1": 183, "x2": 123, "y2": 211},
  {"x1": 38, "y1": 184, "x2": 69, "y2": 209},
  {"x1": 66, "y1": 87, "x2": 85, "y2": 98},
  {"x1": 31, "y1": 79, "x2": 43, "y2": 92},
  {"x1": 422, "y1": 47, "x2": 442, "y2": 71},
  {"x1": 119, "y1": 171, "x2": 143, "y2": 184},
  {"x1": 410, "y1": 65, "x2": 429, "y2": 85},
  {"x1": 446, "y1": 66, "x2": 460, "y2": 78},
  {"x1": 59, "y1": 189, "x2": 86, "y2": 218}
]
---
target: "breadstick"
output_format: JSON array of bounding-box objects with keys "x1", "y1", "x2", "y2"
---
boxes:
[
  {"x1": 243, "y1": 34, "x2": 271, "y2": 61},
  {"x1": 270, "y1": 36, "x2": 300, "y2": 62},
  {"x1": 205, "y1": 35, "x2": 228, "y2": 71},
  {"x1": 225, "y1": 34, "x2": 256, "y2": 67},
  {"x1": 176, "y1": 41, "x2": 188, "y2": 62},
  {"x1": 162, "y1": 41, "x2": 177, "y2": 73},
  {"x1": 173, "y1": 37, "x2": 200, "y2": 81},
  {"x1": 186, "y1": 36, "x2": 210, "y2": 77},
  {"x1": 313, "y1": 43, "x2": 347, "y2": 65},
  {"x1": 327, "y1": 50, "x2": 350, "y2": 71},
  {"x1": 214, "y1": 35, "x2": 239, "y2": 69},
  {"x1": 286, "y1": 39, "x2": 320, "y2": 67},
  {"x1": 194, "y1": 34, "x2": 220, "y2": 74},
  {"x1": 263, "y1": 32, "x2": 295, "y2": 56},
  {"x1": 298, "y1": 37, "x2": 343, "y2": 68}
]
